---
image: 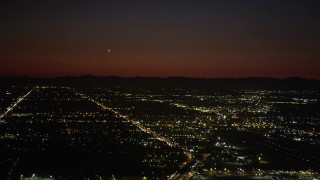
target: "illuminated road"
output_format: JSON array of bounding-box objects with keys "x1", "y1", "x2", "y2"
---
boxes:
[
  {"x1": 89, "y1": 89, "x2": 211, "y2": 179},
  {"x1": 72, "y1": 89, "x2": 194, "y2": 177},
  {"x1": 0, "y1": 88, "x2": 35, "y2": 178},
  {"x1": 75, "y1": 91, "x2": 177, "y2": 147},
  {"x1": 0, "y1": 88, "x2": 35, "y2": 121}
]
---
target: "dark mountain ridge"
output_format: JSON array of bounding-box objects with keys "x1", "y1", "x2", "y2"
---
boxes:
[{"x1": 0, "y1": 76, "x2": 319, "y2": 90}]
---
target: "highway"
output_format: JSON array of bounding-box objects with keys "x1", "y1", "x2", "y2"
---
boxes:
[
  {"x1": 87, "y1": 89, "x2": 212, "y2": 180},
  {"x1": 0, "y1": 88, "x2": 35, "y2": 121},
  {"x1": 0, "y1": 88, "x2": 35, "y2": 178},
  {"x1": 73, "y1": 90, "x2": 194, "y2": 168}
]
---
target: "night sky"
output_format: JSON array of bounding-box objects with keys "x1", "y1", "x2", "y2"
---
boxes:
[{"x1": 1, "y1": 0, "x2": 320, "y2": 79}]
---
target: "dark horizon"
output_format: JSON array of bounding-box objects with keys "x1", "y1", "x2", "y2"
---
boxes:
[
  {"x1": 1, "y1": 75, "x2": 320, "y2": 92},
  {"x1": 1, "y1": 74, "x2": 320, "y2": 81}
]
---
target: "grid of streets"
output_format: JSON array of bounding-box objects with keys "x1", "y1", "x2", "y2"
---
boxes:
[{"x1": 0, "y1": 85, "x2": 319, "y2": 179}]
